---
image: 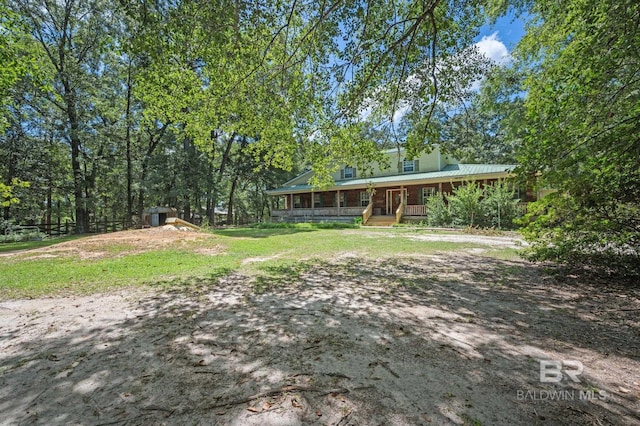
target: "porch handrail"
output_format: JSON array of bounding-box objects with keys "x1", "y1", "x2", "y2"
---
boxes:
[
  {"x1": 362, "y1": 201, "x2": 373, "y2": 224},
  {"x1": 395, "y1": 200, "x2": 405, "y2": 224}
]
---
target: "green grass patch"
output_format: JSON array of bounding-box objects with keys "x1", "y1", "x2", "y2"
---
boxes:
[
  {"x1": 249, "y1": 222, "x2": 358, "y2": 230},
  {"x1": 0, "y1": 236, "x2": 82, "y2": 253},
  {"x1": 0, "y1": 227, "x2": 520, "y2": 299}
]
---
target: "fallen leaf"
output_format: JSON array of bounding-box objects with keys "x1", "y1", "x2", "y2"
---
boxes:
[
  {"x1": 619, "y1": 387, "x2": 630, "y2": 394},
  {"x1": 195, "y1": 359, "x2": 205, "y2": 366},
  {"x1": 247, "y1": 406, "x2": 260, "y2": 413},
  {"x1": 262, "y1": 401, "x2": 272, "y2": 410},
  {"x1": 316, "y1": 410, "x2": 322, "y2": 417},
  {"x1": 291, "y1": 398, "x2": 302, "y2": 408}
]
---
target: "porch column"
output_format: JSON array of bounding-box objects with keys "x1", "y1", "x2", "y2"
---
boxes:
[
  {"x1": 337, "y1": 190, "x2": 341, "y2": 216},
  {"x1": 311, "y1": 192, "x2": 315, "y2": 217},
  {"x1": 438, "y1": 182, "x2": 443, "y2": 193},
  {"x1": 290, "y1": 194, "x2": 293, "y2": 213}
]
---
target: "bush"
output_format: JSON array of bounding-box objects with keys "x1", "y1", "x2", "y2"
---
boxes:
[
  {"x1": 425, "y1": 193, "x2": 451, "y2": 227},
  {"x1": 0, "y1": 226, "x2": 47, "y2": 243},
  {"x1": 517, "y1": 192, "x2": 640, "y2": 279},
  {"x1": 423, "y1": 180, "x2": 524, "y2": 229},
  {"x1": 448, "y1": 181, "x2": 486, "y2": 227},
  {"x1": 482, "y1": 180, "x2": 521, "y2": 230}
]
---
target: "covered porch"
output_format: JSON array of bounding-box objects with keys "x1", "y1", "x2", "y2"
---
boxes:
[
  {"x1": 270, "y1": 189, "x2": 369, "y2": 222},
  {"x1": 269, "y1": 183, "x2": 440, "y2": 224}
]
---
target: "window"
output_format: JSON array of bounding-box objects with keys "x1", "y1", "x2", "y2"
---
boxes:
[
  {"x1": 511, "y1": 185, "x2": 522, "y2": 200},
  {"x1": 343, "y1": 166, "x2": 355, "y2": 179},
  {"x1": 403, "y1": 159, "x2": 415, "y2": 173},
  {"x1": 336, "y1": 192, "x2": 346, "y2": 207},
  {"x1": 314, "y1": 195, "x2": 322, "y2": 208},
  {"x1": 421, "y1": 187, "x2": 436, "y2": 203},
  {"x1": 293, "y1": 195, "x2": 301, "y2": 208},
  {"x1": 359, "y1": 191, "x2": 370, "y2": 207}
]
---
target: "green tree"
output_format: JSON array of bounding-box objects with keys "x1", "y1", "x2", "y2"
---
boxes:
[
  {"x1": 0, "y1": 0, "x2": 39, "y2": 130},
  {"x1": 515, "y1": 0, "x2": 640, "y2": 276},
  {"x1": 439, "y1": 65, "x2": 525, "y2": 163},
  {"x1": 13, "y1": 0, "x2": 121, "y2": 232},
  {"x1": 0, "y1": 177, "x2": 29, "y2": 207}
]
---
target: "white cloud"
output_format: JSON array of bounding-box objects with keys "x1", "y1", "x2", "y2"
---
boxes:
[{"x1": 475, "y1": 32, "x2": 510, "y2": 65}]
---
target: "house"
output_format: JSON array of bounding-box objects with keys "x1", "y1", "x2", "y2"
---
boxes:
[{"x1": 266, "y1": 147, "x2": 532, "y2": 225}]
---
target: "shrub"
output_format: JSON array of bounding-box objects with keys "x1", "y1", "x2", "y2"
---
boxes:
[
  {"x1": 517, "y1": 192, "x2": 640, "y2": 279},
  {"x1": 425, "y1": 193, "x2": 451, "y2": 227},
  {"x1": 0, "y1": 227, "x2": 47, "y2": 243},
  {"x1": 449, "y1": 181, "x2": 486, "y2": 227},
  {"x1": 481, "y1": 180, "x2": 521, "y2": 230}
]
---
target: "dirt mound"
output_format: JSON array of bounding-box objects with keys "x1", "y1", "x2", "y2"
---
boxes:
[{"x1": 3, "y1": 228, "x2": 216, "y2": 260}]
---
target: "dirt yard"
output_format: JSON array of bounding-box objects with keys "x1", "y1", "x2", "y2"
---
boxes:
[{"x1": 1, "y1": 232, "x2": 639, "y2": 425}]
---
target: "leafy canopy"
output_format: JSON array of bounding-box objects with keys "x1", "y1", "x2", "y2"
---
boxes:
[{"x1": 515, "y1": 0, "x2": 640, "y2": 275}]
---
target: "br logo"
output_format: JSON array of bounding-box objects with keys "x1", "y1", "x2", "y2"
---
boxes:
[{"x1": 539, "y1": 360, "x2": 583, "y2": 383}]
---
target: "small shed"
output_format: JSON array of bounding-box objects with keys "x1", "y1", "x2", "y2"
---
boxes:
[{"x1": 142, "y1": 206, "x2": 177, "y2": 227}]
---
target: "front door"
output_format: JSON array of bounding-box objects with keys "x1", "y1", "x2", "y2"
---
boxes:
[{"x1": 386, "y1": 189, "x2": 407, "y2": 215}]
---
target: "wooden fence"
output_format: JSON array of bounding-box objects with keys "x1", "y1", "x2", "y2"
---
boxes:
[{"x1": 16, "y1": 219, "x2": 132, "y2": 237}]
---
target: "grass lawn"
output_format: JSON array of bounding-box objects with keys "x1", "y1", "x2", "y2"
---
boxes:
[
  {"x1": 0, "y1": 235, "x2": 82, "y2": 253},
  {"x1": 0, "y1": 225, "x2": 518, "y2": 299}
]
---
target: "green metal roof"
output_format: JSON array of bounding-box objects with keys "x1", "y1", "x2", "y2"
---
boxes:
[{"x1": 267, "y1": 163, "x2": 516, "y2": 195}]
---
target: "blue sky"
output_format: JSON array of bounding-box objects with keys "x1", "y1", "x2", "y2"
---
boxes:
[{"x1": 474, "y1": 11, "x2": 528, "y2": 64}]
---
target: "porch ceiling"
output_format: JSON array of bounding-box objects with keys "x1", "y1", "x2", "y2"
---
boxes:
[{"x1": 266, "y1": 163, "x2": 516, "y2": 195}]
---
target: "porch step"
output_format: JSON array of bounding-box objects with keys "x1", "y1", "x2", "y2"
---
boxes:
[{"x1": 364, "y1": 215, "x2": 397, "y2": 227}]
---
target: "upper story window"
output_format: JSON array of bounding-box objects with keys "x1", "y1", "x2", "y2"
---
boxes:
[
  {"x1": 343, "y1": 166, "x2": 355, "y2": 179},
  {"x1": 402, "y1": 159, "x2": 415, "y2": 173}
]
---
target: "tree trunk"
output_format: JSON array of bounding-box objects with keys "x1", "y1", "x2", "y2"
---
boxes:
[
  {"x1": 137, "y1": 153, "x2": 151, "y2": 228},
  {"x1": 136, "y1": 123, "x2": 169, "y2": 227},
  {"x1": 183, "y1": 135, "x2": 192, "y2": 222},
  {"x1": 210, "y1": 132, "x2": 236, "y2": 225},
  {"x1": 125, "y1": 59, "x2": 134, "y2": 222},
  {"x1": 227, "y1": 175, "x2": 239, "y2": 225}
]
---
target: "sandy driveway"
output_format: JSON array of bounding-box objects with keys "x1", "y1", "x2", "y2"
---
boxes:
[{"x1": 1, "y1": 249, "x2": 639, "y2": 425}]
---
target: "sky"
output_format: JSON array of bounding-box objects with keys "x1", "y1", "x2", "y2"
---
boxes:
[{"x1": 474, "y1": 12, "x2": 528, "y2": 64}]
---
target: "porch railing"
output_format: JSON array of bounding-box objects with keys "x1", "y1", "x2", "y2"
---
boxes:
[
  {"x1": 404, "y1": 204, "x2": 426, "y2": 216},
  {"x1": 271, "y1": 207, "x2": 364, "y2": 217},
  {"x1": 362, "y1": 201, "x2": 373, "y2": 224}
]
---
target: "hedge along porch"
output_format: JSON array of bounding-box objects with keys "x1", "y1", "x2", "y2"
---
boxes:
[{"x1": 267, "y1": 163, "x2": 528, "y2": 224}]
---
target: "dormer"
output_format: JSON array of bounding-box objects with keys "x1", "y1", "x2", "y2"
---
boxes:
[{"x1": 340, "y1": 166, "x2": 356, "y2": 180}]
